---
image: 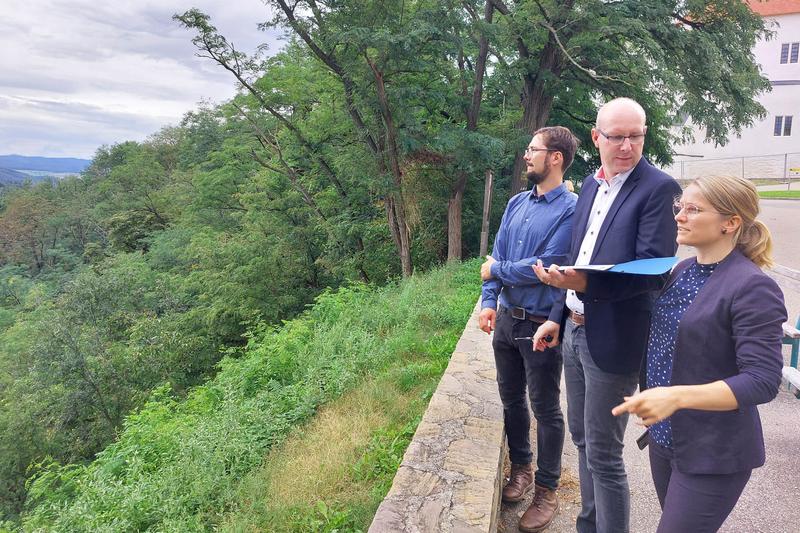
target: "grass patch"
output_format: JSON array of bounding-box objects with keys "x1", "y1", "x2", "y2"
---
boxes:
[
  {"x1": 759, "y1": 190, "x2": 800, "y2": 199},
  {"x1": 221, "y1": 361, "x2": 440, "y2": 533}
]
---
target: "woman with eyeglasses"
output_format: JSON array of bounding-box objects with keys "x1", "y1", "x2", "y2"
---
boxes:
[{"x1": 612, "y1": 175, "x2": 786, "y2": 532}]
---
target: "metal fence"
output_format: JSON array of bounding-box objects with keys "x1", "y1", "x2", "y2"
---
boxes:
[{"x1": 665, "y1": 152, "x2": 800, "y2": 187}]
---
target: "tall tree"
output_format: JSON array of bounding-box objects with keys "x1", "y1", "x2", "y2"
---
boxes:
[
  {"x1": 490, "y1": 0, "x2": 770, "y2": 193},
  {"x1": 176, "y1": 10, "x2": 378, "y2": 279}
]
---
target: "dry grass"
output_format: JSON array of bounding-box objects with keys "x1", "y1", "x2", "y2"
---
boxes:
[
  {"x1": 260, "y1": 380, "x2": 410, "y2": 504},
  {"x1": 221, "y1": 370, "x2": 429, "y2": 532}
]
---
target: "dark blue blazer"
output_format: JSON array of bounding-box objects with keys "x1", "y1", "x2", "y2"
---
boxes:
[
  {"x1": 657, "y1": 251, "x2": 786, "y2": 475},
  {"x1": 550, "y1": 157, "x2": 682, "y2": 374}
]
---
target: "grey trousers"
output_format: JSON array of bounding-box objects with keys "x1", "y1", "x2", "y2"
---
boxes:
[{"x1": 562, "y1": 318, "x2": 639, "y2": 533}]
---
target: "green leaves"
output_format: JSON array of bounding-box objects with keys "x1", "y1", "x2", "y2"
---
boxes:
[{"x1": 21, "y1": 260, "x2": 479, "y2": 531}]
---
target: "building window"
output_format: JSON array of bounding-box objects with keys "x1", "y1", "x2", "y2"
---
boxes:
[
  {"x1": 774, "y1": 116, "x2": 793, "y2": 136},
  {"x1": 780, "y1": 42, "x2": 800, "y2": 64}
]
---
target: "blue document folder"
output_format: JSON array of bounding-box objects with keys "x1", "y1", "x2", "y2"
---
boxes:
[{"x1": 560, "y1": 256, "x2": 680, "y2": 275}]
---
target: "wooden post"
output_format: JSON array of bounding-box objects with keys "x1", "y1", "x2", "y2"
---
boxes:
[{"x1": 479, "y1": 170, "x2": 493, "y2": 257}]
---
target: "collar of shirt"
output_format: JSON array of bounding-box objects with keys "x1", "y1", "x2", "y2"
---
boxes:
[
  {"x1": 528, "y1": 182, "x2": 568, "y2": 203},
  {"x1": 593, "y1": 166, "x2": 635, "y2": 187}
]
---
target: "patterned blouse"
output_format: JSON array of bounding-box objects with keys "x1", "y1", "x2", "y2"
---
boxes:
[{"x1": 646, "y1": 260, "x2": 719, "y2": 448}]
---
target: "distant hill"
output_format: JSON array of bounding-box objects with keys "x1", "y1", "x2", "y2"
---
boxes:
[
  {"x1": 0, "y1": 154, "x2": 91, "y2": 173},
  {"x1": 0, "y1": 167, "x2": 33, "y2": 187}
]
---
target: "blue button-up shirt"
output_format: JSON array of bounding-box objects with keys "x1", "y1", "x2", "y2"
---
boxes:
[{"x1": 481, "y1": 183, "x2": 576, "y2": 316}]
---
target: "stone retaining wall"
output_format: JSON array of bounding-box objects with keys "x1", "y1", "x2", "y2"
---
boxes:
[{"x1": 369, "y1": 301, "x2": 505, "y2": 532}]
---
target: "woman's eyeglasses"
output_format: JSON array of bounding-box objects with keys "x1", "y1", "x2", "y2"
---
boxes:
[{"x1": 672, "y1": 199, "x2": 720, "y2": 217}]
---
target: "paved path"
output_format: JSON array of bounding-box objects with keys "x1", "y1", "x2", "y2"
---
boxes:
[
  {"x1": 498, "y1": 198, "x2": 800, "y2": 532},
  {"x1": 499, "y1": 350, "x2": 800, "y2": 533}
]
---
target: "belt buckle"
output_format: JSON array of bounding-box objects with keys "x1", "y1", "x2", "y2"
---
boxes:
[{"x1": 511, "y1": 307, "x2": 526, "y2": 320}]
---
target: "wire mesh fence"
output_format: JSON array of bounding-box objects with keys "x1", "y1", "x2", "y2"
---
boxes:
[{"x1": 665, "y1": 152, "x2": 800, "y2": 187}]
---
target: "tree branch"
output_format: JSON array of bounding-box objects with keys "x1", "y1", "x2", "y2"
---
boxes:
[{"x1": 539, "y1": 20, "x2": 630, "y2": 86}]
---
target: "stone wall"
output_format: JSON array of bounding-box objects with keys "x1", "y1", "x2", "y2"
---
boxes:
[{"x1": 369, "y1": 302, "x2": 505, "y2": 532}]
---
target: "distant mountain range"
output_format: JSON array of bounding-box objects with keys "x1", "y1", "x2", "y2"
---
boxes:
[{"x1": 0, "y1": 154, "x2": 91, "y2": 173}]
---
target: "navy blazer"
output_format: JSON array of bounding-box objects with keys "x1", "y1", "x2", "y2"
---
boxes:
[
  {"x1": 551, "y1": 157, "x2": 682, "y2": 374},
  {"x1": 657, "y1": 250, "x2": 786, "y2": 475}
]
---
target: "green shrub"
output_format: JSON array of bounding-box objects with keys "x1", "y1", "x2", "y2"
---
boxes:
[{"x1": 21, "y1": 259, "x2": 480, "y2": 531}]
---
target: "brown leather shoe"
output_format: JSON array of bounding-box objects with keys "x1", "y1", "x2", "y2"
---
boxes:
[
  {"x1": 502, "y1": 463, "x2": 534, "y2": 502},
  {"x1": 519, "y1": 483, "x2": 558, "y2": 532}
]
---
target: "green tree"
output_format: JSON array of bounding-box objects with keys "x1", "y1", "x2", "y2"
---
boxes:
[{"x1": 485, "y1": 0, "x2": 770, "y2": 192}]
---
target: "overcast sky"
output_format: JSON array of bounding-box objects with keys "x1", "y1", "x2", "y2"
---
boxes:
[{"x1": 0, "y1": 0, "x2": 283, "y2": 159}]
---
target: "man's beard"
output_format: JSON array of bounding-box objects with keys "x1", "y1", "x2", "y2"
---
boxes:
[{"x1": 527, "y1": 161, "x2": 550, "y2": 187}]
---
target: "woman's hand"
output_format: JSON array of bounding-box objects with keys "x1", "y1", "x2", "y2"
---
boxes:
[
  {"x1": 612, "y1": 381, "x2": 738, "y2": 425},
  {"x1": 611, "y1": 387, "x2": 682, "y2": 426}
]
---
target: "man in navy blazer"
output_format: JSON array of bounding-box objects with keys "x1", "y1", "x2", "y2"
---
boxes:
[{"x1": 534, "y1": 98, "x2": 681, "y2": 533}]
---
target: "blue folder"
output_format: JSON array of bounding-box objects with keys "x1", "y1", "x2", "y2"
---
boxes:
[{"x1": 564, "y1": 256, "x2": 680, "y2": 275}]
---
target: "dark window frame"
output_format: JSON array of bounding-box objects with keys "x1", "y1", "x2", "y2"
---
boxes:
[
  {"x1": 774, "y1": 115, "x2": 793, "y2": 136},
  {"x1": 780, "y1": 42, "x2": 800, "y2": 64}
]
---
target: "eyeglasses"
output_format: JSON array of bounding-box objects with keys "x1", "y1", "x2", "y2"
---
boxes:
[
  {"x1": 672, "y1": 199, "x2": 720, "y2": 217},
  {"x1": 524, "y1": 147, "x2": 555, "y2": 155},
  {"x1": 597, "y1": 129, "x2": 646, "y2": 146}
]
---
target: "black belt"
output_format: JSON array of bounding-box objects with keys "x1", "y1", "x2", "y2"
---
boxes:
[{"x1": 501, "y1": 306, "x2": 547, "y2": 324}]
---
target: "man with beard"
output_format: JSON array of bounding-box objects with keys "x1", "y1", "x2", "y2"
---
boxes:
[{"x1": 479, "y1": 126, "x2": 578, "y2": 532}]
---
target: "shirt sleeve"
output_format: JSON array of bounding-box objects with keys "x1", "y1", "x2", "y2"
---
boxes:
[
  {"x1": 489, "y1": 203, "x2": 575, "y2": 287},
  {"x1": 481, "y1": 198, "x2": 513, "y2": 310}
]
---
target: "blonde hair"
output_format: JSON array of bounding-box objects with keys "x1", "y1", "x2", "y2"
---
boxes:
[{"x1": 689, "y1": 175, "x2": 774, "y2": 269}]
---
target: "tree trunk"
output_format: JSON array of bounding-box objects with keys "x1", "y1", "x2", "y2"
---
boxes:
[
  {"x1": 500, "y1": 0, "x2": 574, "y2": 196},
  {"x1": 510, "y1": 38, "x2": 561, "y2": 195},
  {"x1": 367, "y1": 55, "x2": 413, "y2": 277},
  {"x1": 446, "y1": 0, "x2": 494, "y2": 262},
  {"x1": 447, "y1": 171, "x2": 467, "y2": 262},
  {"x1": 385, "y1": 197, "x2": 413, "y2": 277},
  {"x1": 479, "y1": 170, "x2": 493, "y2": 256}
]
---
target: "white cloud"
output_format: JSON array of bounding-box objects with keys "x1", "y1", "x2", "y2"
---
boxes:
[{"x1": 0, "y1": 0, "x2": 283, "y2": 159}]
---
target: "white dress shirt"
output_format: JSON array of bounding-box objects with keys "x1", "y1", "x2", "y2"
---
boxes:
[{"x1": 566, "y1": 167, "x2": 635, "y2": 314}]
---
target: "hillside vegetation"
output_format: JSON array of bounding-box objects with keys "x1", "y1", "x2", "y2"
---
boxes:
[{"x1": 19, "y1": 260, "x2": 479, "y2": 532}]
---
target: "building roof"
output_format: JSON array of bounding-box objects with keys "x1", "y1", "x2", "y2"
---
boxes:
[{"x1": 747, "y1": 0, "x2": 800, "y2": 16}]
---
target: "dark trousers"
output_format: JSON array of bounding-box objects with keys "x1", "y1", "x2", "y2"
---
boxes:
[
  {"x1": 649, "y1": 443, "x2": 751, "y2": 533},
  {"x1": 492, "y1": 308, "x2": 564, "y2": 490}
]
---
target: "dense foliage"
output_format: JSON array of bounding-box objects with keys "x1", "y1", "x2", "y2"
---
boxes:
[
  {"x1": 0, "y1": 0, "x2": 771, "y2": 527},
  {"x1": 20, "y1": 261, "x2": 479, "y2": 531}
]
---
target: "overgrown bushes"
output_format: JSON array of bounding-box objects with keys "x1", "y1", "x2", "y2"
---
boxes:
[{"x1": 20, "y1": 260, "x2": 479, "y2": 531}]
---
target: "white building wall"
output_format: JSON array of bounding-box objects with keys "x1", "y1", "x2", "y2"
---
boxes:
[
  {"x1": 756, "y1": 12, "x2": 800, "y2": 80},
  {"x1": 664, "y1": 12, "x2": 800, "y2": 180}
]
